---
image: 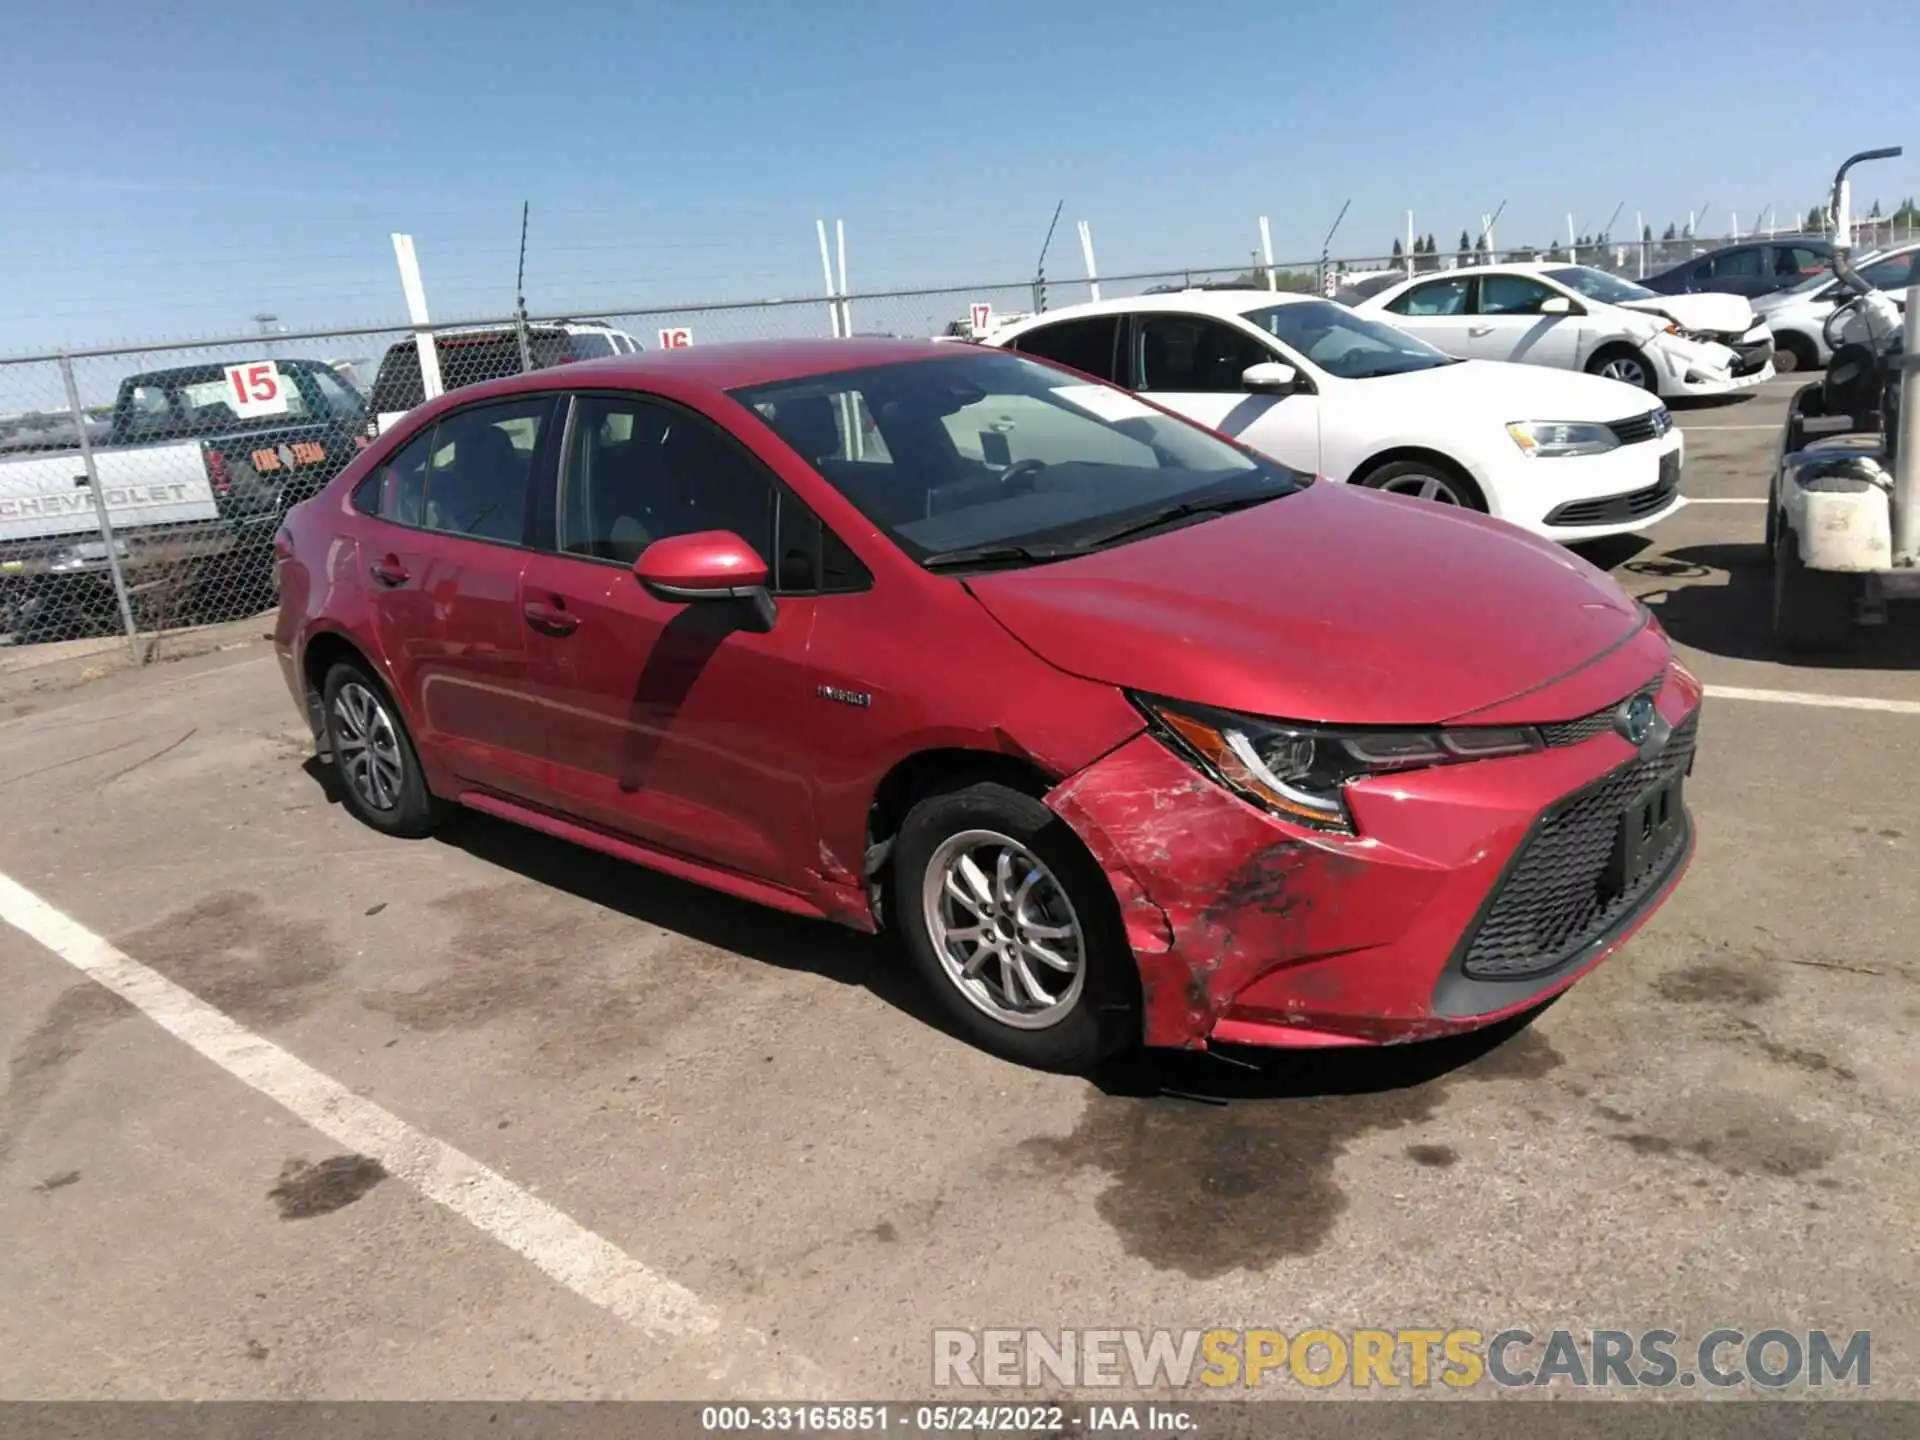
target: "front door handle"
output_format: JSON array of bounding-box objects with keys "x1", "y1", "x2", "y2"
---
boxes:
[
  {"x1": 1467, "y1": 325, "x2": 1494, "y2": 336},
  {"x1": 523, "y1": 599, "x2": 580, "y2": 636},
  {"x1": 370, "y1": 555, "x2": 409, "y2": 587}
]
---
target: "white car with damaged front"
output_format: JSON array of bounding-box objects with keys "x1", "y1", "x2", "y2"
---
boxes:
[
  {"x1": 984, "y1": 291, "x2": 1684, "y2": 542},
  {"x1": 1358, "y1": 262, "x2": 1774, "y2": 400}
]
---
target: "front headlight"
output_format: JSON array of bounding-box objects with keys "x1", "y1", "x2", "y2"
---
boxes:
[
  {"x1": 1136, "y1": 695, "x2": 1542, "y2": 834},
  {"x1": 1506, "y1": 420, "x2": 1619, "y2": 458}
]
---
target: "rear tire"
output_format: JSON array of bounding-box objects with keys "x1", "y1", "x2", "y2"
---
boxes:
[
  {"x1": 320, "y1": 660, "x2": 445, "y2": 837},
  {"x1": 893, "y1": 778, "x2": 1139, "y2": 1072},
  {"x1": 1353, "y1": 458, "x2": 1485, "y2": 510},
  {"x1": 1587, "y1": 345, "x2": 1660, "y2": 393},
  {"x1": 1769, "y1": 518, "x2": 1856, "y2": 653}
]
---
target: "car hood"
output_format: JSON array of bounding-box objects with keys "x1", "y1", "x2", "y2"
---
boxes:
[
  {"x1": 1615, "y1": 292, "x2": 1756, "y2": 335},
  {"x1": 1341, "y1": 357, "x2": 1656, "y2": 419},
  {"x1": 964, "y1": 481, "x2": 1646, "y2": 727}
]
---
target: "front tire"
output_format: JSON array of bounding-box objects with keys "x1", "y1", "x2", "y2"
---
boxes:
[
  {"x1": 1353, "y1": 459, "x2": 1485, "y2": 510},
  {"x1": 1769, "y1": 518, "x2": 1856, "y2": 653},
  {"x1": 321, "y1": 660, "x2": 444, "y2": 837},
  {"x1": 1588, "y1": 346, "x2": 1660, "y2": 393},
  {"x1": 893, "y1": 779, "x2": 1138, "y2": 1071}
]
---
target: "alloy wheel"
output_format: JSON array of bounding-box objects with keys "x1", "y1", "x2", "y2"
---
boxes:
[
  {"x1": 921, "y1": 829, "x2": 1086, "y2": 1030},
  {"x1": 332, "y1": 681, "x2": 405, "y2": 813},
  {"x1": 1375, "y1": 472, "x2": 1464, "y2": 505},
  {"x1": 1599, "y1": 355, "x2": 1652, "y2": 389}
]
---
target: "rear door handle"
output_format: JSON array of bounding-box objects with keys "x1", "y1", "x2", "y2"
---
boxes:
[
  {"x1": 370, "y1": 555, "x2": 409, "y2": 587},
  {"x1": 523, "y1": 599, "x2": 580, "y2": 636}
]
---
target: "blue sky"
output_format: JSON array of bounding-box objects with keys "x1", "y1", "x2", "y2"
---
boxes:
[{"x1": 3, "y1": 0, "x2": 1918, "y2": 352}]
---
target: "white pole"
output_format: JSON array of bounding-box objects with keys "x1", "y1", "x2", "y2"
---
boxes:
[
  {"x1": 1078, "y1": 220, "x2": 1101, "y2": 302},
  {"x1": 1731, "y1": 211, "x2": 1740, "y2": 241},
  {"x1": 835, "y1": 219, "x2": 852, "y2": 337},
  {"x1": 1481, "y1": 212, "x2": 1495, "y2": 255},
  {"x1": 1567, "y1": 212, "x2": 1576, "y2": 251},
  {"x1": 1405, "y1": 209, "x2": 1415, "y2": 277},
  {"x1": 1258, "y1": 216, "x2": 1277, "y2": 290},
  {"x1": 815, "y1": 220, "x2": 841, "y2": 338},
  {"x1": 391, "y1": 233, "x2": 444, "y2": 403}
]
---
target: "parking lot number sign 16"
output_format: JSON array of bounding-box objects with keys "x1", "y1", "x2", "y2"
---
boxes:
[
  {"x1": 658, "y1": 328, "x2": 693, "y2": 348},
  {"x1": 223, "y1": 361, "x2": 291, "y2": 419}
]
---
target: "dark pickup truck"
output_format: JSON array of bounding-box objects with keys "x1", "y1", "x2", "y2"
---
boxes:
[{"x1": 0, "y1": 358, "x2": 368, "y2": 642}]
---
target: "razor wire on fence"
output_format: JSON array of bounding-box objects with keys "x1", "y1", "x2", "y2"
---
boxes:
[{"x1": 2, "y1": 218, "x2": 1911, "y2": 658}]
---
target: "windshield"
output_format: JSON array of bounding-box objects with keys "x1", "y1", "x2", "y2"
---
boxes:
[
  {"x1": 1544, "y1": 267, "x2": 1657, "y2": 304},
  {"x1": 1243, "y1": 301, "x2": 1455, "y2": 379},
  {"x1": 733, "y1": 350, "x2": 1309, "y2": 567}
]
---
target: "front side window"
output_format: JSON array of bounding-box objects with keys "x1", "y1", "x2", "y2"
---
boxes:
[
  {"x1": 1008, "y1": 316, "x2": 1121, "y2": 382},
  {"x1": 558, "y1": 395, "x2": 775, "y2": 564},
  {"x1": 1386, "y1": 278, "x2": 1470, "y2": 317},
  {"x1": 1780, "y1": 246, "x2": 1828, "y2": 277},
  {"x1": 1135, "y1": 316, "x2": 1272, "y2": 392},
  {"x1": 420, "y1": 397, "x2": 552, "y2": 544},
  {"x1": 1861, "y1": 250, "x2": 1919, "y2": 290},
  {"x1": 1243, "y1": 301, "x2": 1454, "y2": 379},
  {"x1": 736, "y1": 350, "x2": 1307, "y2": 568},
  {"x1": 1477, "y1": 275, "x2": 1557, "y2": 315}
]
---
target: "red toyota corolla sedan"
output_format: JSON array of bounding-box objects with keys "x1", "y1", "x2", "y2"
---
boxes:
[{"x1": 273, "y1": 338, "x2": 1699, "y2": 1071}]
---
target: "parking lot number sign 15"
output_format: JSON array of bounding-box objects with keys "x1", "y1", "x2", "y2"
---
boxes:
[
  {"x1": 223, "y1": 361, "x2": 291, "y2": 419},
  {"x1": 658, "y1": 328, "x2": 693, "y2": 348}
]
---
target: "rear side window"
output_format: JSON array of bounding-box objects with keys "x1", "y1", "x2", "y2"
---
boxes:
[
  {"x1": 353, "y1": 430, "x2": 432, "y2": 526},
  {"x1": 421, "y1": 398, "x2": 554, "y2": 545},
  {"x1": 1009, "y1": 316, "x2": 1122, "y2": 382},
  {"x1": 1386, "y1": 278, "x2": 1470, "y2": 316},
  {"x1": 1475, "y1": 275, "x2": 1556, "y2": 315}
]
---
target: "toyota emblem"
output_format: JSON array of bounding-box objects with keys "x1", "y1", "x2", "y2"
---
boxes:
[{"x1": 1616, "y1": 692, "x2": 1657, "y2": 746}]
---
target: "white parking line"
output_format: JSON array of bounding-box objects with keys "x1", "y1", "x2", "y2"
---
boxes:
[
  {"x1": 0, "y1": 870, "x2": 827, "y2": 1397},
  {"x1": 1704, "y1": 685, "x2": 1920, "y2": 716},
  {"x1": 1684, "y1": 497, "x2": 1766, "y2": 504},
  {"x1": 1680, "y1": 424, "x2": 1785, "y2": 431}
]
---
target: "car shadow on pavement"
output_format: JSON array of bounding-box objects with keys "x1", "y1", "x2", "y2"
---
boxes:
[
  {"x1": 1624, "y1": 543, "x2": 1920, "y2": 668},
  {"x1": 429, "y1": 804, "x2": 957, "y2": 1035},
  {"x1": 1088, "y1": 1004, "x2": 1549, "y2": 1104}
]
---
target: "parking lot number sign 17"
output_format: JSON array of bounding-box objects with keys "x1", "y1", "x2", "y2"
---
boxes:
[{"x1": 223, "y1": 361, "x2": 291, "y2": 419}]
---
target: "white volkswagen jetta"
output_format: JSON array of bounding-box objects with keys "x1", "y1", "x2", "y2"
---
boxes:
[
  {"x1": 1357, "y1": 263, "x2": 1773, "y2": 400},
  {"x1": 984, "y1": 291, "x2": 1684, "y2": 541}
]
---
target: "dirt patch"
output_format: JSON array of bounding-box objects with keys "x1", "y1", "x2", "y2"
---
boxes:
[
  {"x1": 1, "y1": 984, "x2": 133, "y2": 1164},
  {"x1": 115, "y1": 891, "x2": 343, "y2": 1026},
  {"x1": 268, "y1": 1154, "x2": 388, "y2": 1219},
  {"x1": 1023, "y1": 1020, "x2": 1562, "y2": 1277},
  {"x1": 361, "y1": 880, "x2": 738, "y2": 1071},
  {"x1": 33, "y1": 1169, "x2": 81, "y2": 1192},
  {"x1": 1604, "y1": 1096, "x2": 1836, "y2": 1181},
  {"x1": 1405, "y1": 1144, "x2": 1459, "y2": 1169},
  {"x1": 1652, "y1": 958, "x2": 1781, "y2": 1007}
]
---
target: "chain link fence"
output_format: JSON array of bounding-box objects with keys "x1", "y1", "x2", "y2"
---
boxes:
[{"x1": 4, "y1": 220, "x2": 1911, "y2": 659}]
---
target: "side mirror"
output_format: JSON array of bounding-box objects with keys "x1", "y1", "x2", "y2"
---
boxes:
[
  {"x1": 1241, "y1": 361, "x2": 1299, "y2": 394},
  {"x1": 1540, "y1": 296, "x2": 1577, "y2": 315},
  {"x1": 633, "y1": 530, "x2": 777, "y2": 630}
]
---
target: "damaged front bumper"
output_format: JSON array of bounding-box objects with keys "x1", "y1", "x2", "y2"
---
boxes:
[{"x1": 1045, "y1": 660, "x2": 1702, "y2": 1051}]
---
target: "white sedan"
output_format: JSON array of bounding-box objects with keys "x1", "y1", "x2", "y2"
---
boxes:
[
  {"x1": 983, "y1": 291, "x2": 1684, "y2": 542},
  {"x1": 1752, "y1": 242, "x2": 1917, "y2": 372},
  {"x1": 1357, "y1": 262, "x2": 1774, "y2": 400}
]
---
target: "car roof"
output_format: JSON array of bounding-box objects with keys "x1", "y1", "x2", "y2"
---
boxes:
[
  {"x1": 392, "y1": 337, "x2": 973, "y2": 415},
  {"x1": 125, "y1": 358, "x2": 328, "y2": 385}
]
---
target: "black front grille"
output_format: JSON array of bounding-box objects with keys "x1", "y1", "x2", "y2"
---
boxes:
[
  {"x1": 1538, "y1": 680, "x2": 1663, "y2": 747},
  {"x1": 1543, "y1": 454, "x2": 1680, "y2": 527},
  {"x1": 1605, "y1": 410, "x2": 1668, "y2": 446},
  {"x1": 1458, "y1": 709, "x2": 1699, "y2": 980}
]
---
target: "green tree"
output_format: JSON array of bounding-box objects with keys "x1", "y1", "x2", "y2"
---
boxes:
[
  {"x1": 1391, "y1": 237, "x2": 1404, "y2": 262},
  {"x1": 1805, "y1": 205, "x2": 1824, "y2": 232},
  {"x1": 1457, "y1": 229, "x2": 1472, "y2": 266},
  {"x1": 1870, "y1": 199, "x2": 1884, "y2": 218}
]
